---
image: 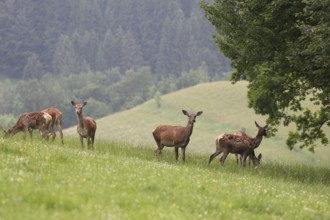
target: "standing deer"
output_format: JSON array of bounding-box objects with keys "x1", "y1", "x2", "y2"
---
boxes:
[
  {"x1": 234, "y1": 131, "x2": 262, "y2": 166},
  {"x1": 152, "y1": 110, "x2": 203, "y2": 162},
  {"x1": 209, "y1": 121, "x2": 267, "y2": 167},
  {"x1": 71, "y1": 101, "x2": 97, "y2": 149},
  {"x1": 41, "y1": 107, "x2": 64, "y2": 144},
  {"x1": 3, "y1": 112, "x2": 52, "y2": 140}
]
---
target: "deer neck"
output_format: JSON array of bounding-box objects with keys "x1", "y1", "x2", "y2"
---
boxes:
[
  {"x1": 252, "y1": 133, "x2": 264, "y2": 149},
  {"x1": 76, "y1": 113, "x2": 85, "y2": 129},
  {"x1": 183, "y1": 121, "x2": 194, "y2": 144},
  {"x1": 10, "y1": 124, "x2": 22, "y2": 136}
]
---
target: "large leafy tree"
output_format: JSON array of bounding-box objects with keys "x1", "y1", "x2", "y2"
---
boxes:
[{"x1": 200, "y1": 0, "x2": 330, "y2": 151}]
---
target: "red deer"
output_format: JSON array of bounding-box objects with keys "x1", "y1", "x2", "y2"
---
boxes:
[
  {"x1": 41, "y1": 107, "x2": 64, "y2": 144},
  {"x1": 3, "y1": 112, "x2": 52, "y2": 140},
  {"x1": 234, "y1": 131, "x2": 262, "y2": 166},
  {"x1": 152, "y1": 110, "x2": 203, "y2": 162},
  {"x1": 71, "y1": 101, "x2": 97, "y2": 149},
  {"x1": 209, "y1": 122, "x2": 267, "y2": 167}
]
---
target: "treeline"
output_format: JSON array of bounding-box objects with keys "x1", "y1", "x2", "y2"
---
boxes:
[
  {"x1": 0, "y1": 65, "x2": 212, "y2": 128},
  {"x1": 0, "y1": 0, "x2": 231, "y2": 128},
  {"x1": 0, "y1": 0, "x2": 230, "y2": 79}
]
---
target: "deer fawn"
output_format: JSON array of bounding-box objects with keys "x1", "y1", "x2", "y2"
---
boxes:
[
  {"x1": 234, "y1": 131, "x2": 262, "y2": 166},
  {"x1": 209, "y1": 121, "x2": 267, "y2": 167},
  {"x1": 41, "y1": 107, "x2": 64, "y2": 144},
  {"x1": 152, "y1": 110, "x2": 203, "y2": 162},
  {"x1": 3, "y1": 112, "x2": 52, "y2": 140},
  {"x1": 71, "y1": 101, "x2": 97, "y2": 149}
]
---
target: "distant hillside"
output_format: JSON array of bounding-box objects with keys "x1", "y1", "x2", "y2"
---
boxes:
[
  {"x1": 65, "y1": 81, "x2": 330, "y2": 168},
  {"x1": 0, "y1": 0, "x2": 230, "y2": 79}
]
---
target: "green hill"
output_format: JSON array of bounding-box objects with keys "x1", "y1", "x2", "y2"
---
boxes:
[
  {"x1": 65, "y1": 81, "x2": 330, "y2": 168},
  {"x1": 1, "y1": 138, "x2": 329, "y2": 219}
]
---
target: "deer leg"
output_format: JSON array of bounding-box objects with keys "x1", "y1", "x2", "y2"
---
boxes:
[
  {"x1": 235, "y1": 154, "x2": 239, "y2": 164},
  {"x1": 241, "y1": 153, "x2": 249, "y2": 167},
  {"x1": 29, "y1": 128, "x2": 33, "y2": 139},
  {"x1": 155, "y1": 142, "x2": 164, "y2": 161},
  {"x1": 80, "y1": 136, "x2": 84, "y2": 148},
  {"x1": 87, "y1": 136, "x2": 94, "y2": 150},
  {"x1": 181, "y1": 147, "x2": 186, "y2": 163},
  {"x1": 91, "y1": 135, "x2": 95, "y2": 150},
  {"x1": 175, "y1": 147, "x2": 179, "y2": 161},
  {"x1": 58, "y1": 124, "x2": 64, "y2": 144},
  {"x1": 50, "y1": 125, "x2": 56, "y2": 142},
  {"x1": 23, "y1": 127, "x2": 29, "y2": 140},
  {"x1": 257, "y1": 153, "x2": 262, "y2": 164},
  {"x1": 87, "y1": 137, "x2": 91, "y2": 149},
  {"x1": 208, "y1": 150, "x2": 222, "y2": 164},
  {"x1": 220, "y1": 151, "x2": 229, "y2": 166},
  {"x1": 40, "y1": 126, "x2": 49, "y2": 141},
  {"x1": 39, "y1": 129, "x2": 46, "y2": 140},
  {"x1": 239, "y1": 155, "x2": 244, "y2": 166}
]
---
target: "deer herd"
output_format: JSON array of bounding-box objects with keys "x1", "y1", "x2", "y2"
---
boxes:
[
  {"x1": 2, "y1": 104, "x2": 268, "y2": 168},
  {"x1": 2, "y1": 101, "x2": 95, "y2": 149}
]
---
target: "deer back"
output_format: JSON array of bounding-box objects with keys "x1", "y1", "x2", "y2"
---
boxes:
[
  {"x1": 42, "y1": 108, "x2": 62, "y2": 126},
  {"x1": 219, "y1": 134, "x2": 254, "y2": 154},
  {"x1": 27, "y1": 112, "x2": 51, "y2": 128},
  {"x1": 215, "y1": 133, "x2": 225, "y2": 151},
  {"x1": 153, "y1": 125, "x2": 186, "y2": 144}
]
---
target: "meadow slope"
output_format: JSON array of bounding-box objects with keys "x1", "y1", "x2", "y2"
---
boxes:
[
  {"x1": 0, "y1": 138, "x2": 329, "y2": 219},
  {"x1": 65, "y1": 81, "x2": 330, "y2": 168}
]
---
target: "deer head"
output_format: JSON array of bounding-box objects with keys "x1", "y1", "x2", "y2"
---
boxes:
[
  {"x1": 182, "y1": 110, "x2": 203, "y2": 124},
  {"x1": 255, "y1": 121, "x2": 268, "y2": 138},
  {"x1": 251, "y1": 153, "x2": 262, "y2": 166},
  {"x1": 1, "y1": 128, "x2": 10, "y2": 138},
  {"x1": 71, "y1": 101, "x2": 87, "y2": 116}
]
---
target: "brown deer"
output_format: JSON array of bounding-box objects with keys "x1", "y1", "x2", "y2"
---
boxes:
[
  {"x1": 3, "y1": 112, "x2": 52, "y2": 140},
  {"x1": 71, "y1": 101, "x2": 97, "y2": 149},
  {"x1": 209, "y1": 122, "x2": 267, "y2": 167},
  {"x1": 41, "y1": 107, "x2": 64, "y2": 144},
  {"x1": 152, "y1": 110, "x2": 203, "y2": 162},
  {"x1": 234, "y1": 131, "x2": 262, "y2": 166}
]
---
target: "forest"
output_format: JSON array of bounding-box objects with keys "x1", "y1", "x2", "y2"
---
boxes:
[{"x1": 0, "y1": 0, "x2": 231, "y2": 128}]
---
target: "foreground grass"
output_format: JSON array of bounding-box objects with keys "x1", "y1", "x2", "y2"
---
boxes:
[{"x1": 0, "y1": 137, "x2": 329, "y2": 220}]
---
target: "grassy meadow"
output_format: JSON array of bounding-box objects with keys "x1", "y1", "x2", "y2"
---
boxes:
[
  {"x1": 0, "y1": 137, "x2": 329, "y2": 220},
  {"x1": 1, "y1": 81, "x2": 329, "y2": 219}
]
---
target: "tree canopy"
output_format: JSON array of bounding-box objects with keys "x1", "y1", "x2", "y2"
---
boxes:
[
  {"x1": 200, "y1": 0, "x2": 330, "y2": 151},
  {"x1": 0, "y1": 0, "x2": 231, "y2": 79},
  {"x1": 0, "y1": 0, "x2": 233, "y2": 129}
]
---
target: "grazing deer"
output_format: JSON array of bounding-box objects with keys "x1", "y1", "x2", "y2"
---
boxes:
[
  {"x1": 71, "y1": 101, "x2": 97, "y2": 149},
  {"x1": 41, "y1": 107, "x2": 64, "y2": 144},
  {"x1": 152, "y1": 110, "x2": 203, "y2": 162},
  {"x1": 209, "y1": 121, "x2": 267, "y2": 167},
  {"x1": 234, "y1": 131, "x2": 262, "y2": 166},
  {"x1": 3, "y1": 112, "x2": 52, "y2": 140}
]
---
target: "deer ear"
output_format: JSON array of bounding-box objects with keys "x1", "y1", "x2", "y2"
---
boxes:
[
  {"x1": 197, "y1": 111, "x2": 203, "y2": 116},
  {"x1": 83, "y1": 101, "x2": 88, "y2": 106},
  {"x1": 3, "y1": 129, "x2": 9, "y2": 135},
  {"x1": 182, "y1": 110, "x2": 188, "y2": 115},
  {"x1": 255, "y1": 121, "x2": 260, "y2": 128},
  {"x1": 71, "y1": 101, "x2": 75, "y2": 106}
]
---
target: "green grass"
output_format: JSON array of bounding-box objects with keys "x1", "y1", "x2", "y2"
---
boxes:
[
  {"x1": 0, "y1": 137, "x2": 329, "y2": 220},
  {"x1": 66, "y1": 81, "x2": 330, "y2": 168}
]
